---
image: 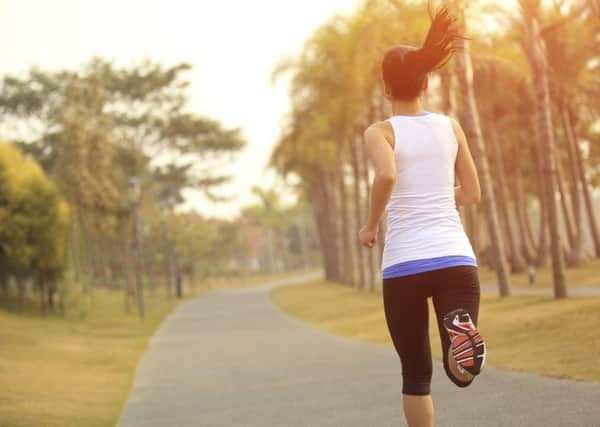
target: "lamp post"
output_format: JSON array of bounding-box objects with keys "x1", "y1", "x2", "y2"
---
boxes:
[{"x1": 128, "y1": 177, "x2": 144, "y2": 319}]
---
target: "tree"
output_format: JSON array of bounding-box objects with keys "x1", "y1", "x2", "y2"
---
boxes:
[
  {"x1": 0, "y1": 59, "x2": 246, "y2": 298},
  {"x1": 0, "y1": 142, "x2": 69, "y2": 312},
  {"x1": 519, "y1": 0, "x2": 567, "y2": 298}
]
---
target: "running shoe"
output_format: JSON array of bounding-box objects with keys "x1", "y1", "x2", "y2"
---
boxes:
[{"x1": 443, "y1": 308, "x2": 486, "y2": 376}]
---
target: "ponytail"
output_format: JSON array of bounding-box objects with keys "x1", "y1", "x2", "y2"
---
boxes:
[
  {"x1": 382, "y1": 6, "x2": 465, "y2": 100},
  {"x1": 410, "y1": 7, "x2": 465, "y2": 75}
]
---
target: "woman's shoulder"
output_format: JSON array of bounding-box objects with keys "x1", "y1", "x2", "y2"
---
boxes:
[
  {"x1": 363, "y1": 120, "x2": 395, "y2": 148},
  {"x1": 364, "y1": 120, "x2": 394, "y2": 137},
  {"x1": 422, "y1": 112, "x2": 462, "y2": 133}
]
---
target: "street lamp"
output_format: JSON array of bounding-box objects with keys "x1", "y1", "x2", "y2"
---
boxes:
[{"x1": 128, "y1": 176, "x2": 144, "y2": 319}]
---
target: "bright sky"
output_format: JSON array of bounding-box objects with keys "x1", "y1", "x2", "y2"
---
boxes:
[{"x1": 0, "y1": 0, "x2": 361, "y2": 218}]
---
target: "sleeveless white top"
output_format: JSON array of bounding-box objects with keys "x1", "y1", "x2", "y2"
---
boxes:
[{"x1": 381, "y1": 112, "x2": 477, "y2": 274}]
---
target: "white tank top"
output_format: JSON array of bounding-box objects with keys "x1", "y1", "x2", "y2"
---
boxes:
[{"x1": 381, "y1": 112, "x2": 477, "y2": 272}]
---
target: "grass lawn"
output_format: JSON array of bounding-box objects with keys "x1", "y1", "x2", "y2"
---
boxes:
[
  {"x1": 0, "y1": 287, "x2": 182, "y2": 427},
  {"x1": 270, "y1": 280, "x2": 600, "y2": 382},
  {"x1": 479, "y1": 257, "x2": 600, "y2": 288},
  {"x1": 0, "y1": 269, "x2": 311, "y2": 427}
]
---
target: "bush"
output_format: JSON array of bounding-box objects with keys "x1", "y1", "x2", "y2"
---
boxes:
[{"x1": 0, "y1": 141, "x2": 70, "y2": 312}]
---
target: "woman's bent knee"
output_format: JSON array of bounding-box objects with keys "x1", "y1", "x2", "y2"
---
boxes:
[{"x1": 402, "y1": 374, "x2": 432, "y2": 395}]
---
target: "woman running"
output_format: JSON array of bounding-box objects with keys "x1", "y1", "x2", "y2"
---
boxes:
[{"x1": 358, "y1": 7, "x2": 486, "y2": 427}]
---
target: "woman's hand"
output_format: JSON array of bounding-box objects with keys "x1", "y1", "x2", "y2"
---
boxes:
[{"x1": 359, "y1": 225, "x2": 378, "y2": 248}]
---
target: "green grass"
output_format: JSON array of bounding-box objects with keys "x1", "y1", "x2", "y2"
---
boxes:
[
  {"x1": 0, "y1": 288, "x2": 182, "y2": 427},
  {"x1": 479, "y1": 258, "x2": 600, "y2": 288},
  {"x1": 270, "y1": 280, "x2": 600, "y2": 382},
  {"x1": 0, "y1": 270, "x2": 311, "y2": 427}
]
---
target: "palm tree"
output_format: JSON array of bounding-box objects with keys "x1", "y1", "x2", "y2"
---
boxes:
[
  {"x1": 453, "y1": 5, "x2": 512, "y2": 296},
  {"x1": 518, "y1": 0, "x2": 567, "y2": 298}
]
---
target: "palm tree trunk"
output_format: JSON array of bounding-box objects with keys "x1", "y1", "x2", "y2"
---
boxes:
[
  {"x1": 488, "y1": 120, "x2": 526, "y2": 272},
  {"x1": 513, "y1": 171, "x2": 537, "y2": 263},
  {"x1": 520, "y1": 5, "x2": 567, "y2": 298},
  {"x1": 350, "y1": 136, "x2": 367, "y2": 289},
  {"x1": 337, "y1": 149, "x2": 354, "y2": 285},
  {"x1": 455, "y1": 37, "x2": 511, "y2": 296},
  {"x1": 440, "y1": 68, "x2": 456, "y2": 116},
  {"x1": 561, "y1": 105, "x2": 586, "y2": 264},
  {"x1": 309, "y1": 184, "x2": 332, "y2": 279},
  {"x1": 322, "y1": 172, "x2": 342, "y2": 282},
  {"x1": 555, "y1": 154, "x2": 576, "y2": 249},
  {"x1": 360, "y1": 131, "x2": 377, "y2": 292},
  {"x1": 528, "y1": 140, "x2": 549, "y2": 267},
  {"x1": 568, "y1": 107, "x2": 600, "y2": 257}
]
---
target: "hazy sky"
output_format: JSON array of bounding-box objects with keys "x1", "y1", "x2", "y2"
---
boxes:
[{"x1": 0, "y1": 0, "x2": 359, "y2": 218}]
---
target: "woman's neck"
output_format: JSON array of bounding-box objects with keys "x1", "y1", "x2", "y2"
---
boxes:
[{"x1": 390, "y1": 97, "x2": 425, "y2": 116}]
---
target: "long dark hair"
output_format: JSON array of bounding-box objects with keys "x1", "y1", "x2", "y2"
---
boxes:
[{"x1": 382, "y1": 6, "x2": 465, "y2": 100}]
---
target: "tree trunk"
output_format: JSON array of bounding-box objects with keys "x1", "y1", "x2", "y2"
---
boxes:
[
  {"x1": 521, "y1": 10, "x2": 567, "y2": 298},
  {"x1": 324, "y1": 172, "x2": 342, "y2": 282},
  {"x1": 569, "y1": 107, "x2": 600, "y2": 258},
  {"x1": 488, "y1": 120, "x2": 526, "y2": 272},
  {"x1": 561, "y1": 105, "x2": 586, "y2": 265},
  {"x1": 556, "y1": 156, "x2": 575, "y2": 250},
  {"x1": 47, "y1": 282, "x2": 56, "y2": 311},
  {"x1": 309, "y1": 187, "x2": 331, "y2": 278},
  {"x1": 455, "y1": 38, "x2": 511, "y2": 296},
  {"x1": 337, "y1": 149, "x2": 354, "y2": 285},
  {"x1": 440, "y1": 67, "x2": 456, "y2": 116},
  {"x1": 311, "y1": 173, "x2": 340, "y2": 281},
  {"x1": 350, "y1": 136, "x2": 367, "y2": 289},
  {"x1": 69, "y1": 214, "x2": 82, "y2": 284},
  {"x1": 39, "y1": 278, "x2": 47, "y2": 316},
  {"x1": 359, "y1": 129, "x2": 377, "y2": 292},
  {"x1": 513, "y1": 171, "x2": 537, "y2": 264},
  {"x1": 532, "y1": 141, "x2": 549, "y2": 266},
  {"x1": 79, "y1": 215, "x2": 93, "y2": 293},
  {"x1": 17, "y1": 277, "x2": 25, "y2": 312}
]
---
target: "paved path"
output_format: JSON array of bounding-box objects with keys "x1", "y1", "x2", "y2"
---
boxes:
[{"x1": 119, "y1": 275, "x2": 600, "y2": 427}]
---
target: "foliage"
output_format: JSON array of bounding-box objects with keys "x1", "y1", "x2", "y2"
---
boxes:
[{"x1": 0, "y1": 142, "x2": 69, "y2": 291}]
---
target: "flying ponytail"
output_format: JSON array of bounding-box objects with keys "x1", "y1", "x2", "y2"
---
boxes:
[{"x1": 382, "y1": 6, "x2": 465, "y2": 100}]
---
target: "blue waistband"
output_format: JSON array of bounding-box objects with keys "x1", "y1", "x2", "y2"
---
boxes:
[{"x1": 382, "y1": 255, "x2": 477, "y2": 279}]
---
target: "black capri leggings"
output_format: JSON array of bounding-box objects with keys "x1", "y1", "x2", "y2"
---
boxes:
[{"x1": 383, "y1": 265, "x2": 480, "y2": 396}]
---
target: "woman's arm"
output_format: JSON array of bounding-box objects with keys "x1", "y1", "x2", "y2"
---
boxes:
[
  {"x1": 450, "y1": 118, "x2": 481, "y2": 206},
  {"x1": 359, "y1": 121, "x2": 396, "y2": 248}
]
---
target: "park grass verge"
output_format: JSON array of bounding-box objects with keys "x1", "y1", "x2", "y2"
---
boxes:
[
  {"x1": 270, "y1": 279, "x2": 600, "y2": 382},
  {"x1": 478, "y1": 257, "x2": 600, "y2": 288},
  {"x1": 0, "y1": 287, "x2": 183, "y2": 427}
]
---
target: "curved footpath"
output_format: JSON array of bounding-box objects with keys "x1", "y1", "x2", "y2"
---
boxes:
[{"x1": 118, "y1": 274, "x2": 600, "y2": 427}]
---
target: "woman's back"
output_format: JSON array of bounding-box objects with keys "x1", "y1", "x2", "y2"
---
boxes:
[
  {"x1": 359, "y1": 9, "x2": 486, "y2": 423},
  {"x1": 382, "y1": 112, "x2": 477, "y2": 272}
]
